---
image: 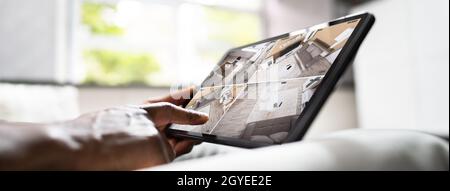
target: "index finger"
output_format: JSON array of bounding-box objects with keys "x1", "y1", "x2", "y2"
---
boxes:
[{"x1": 143, "y1": 102, "x2": 208, "y2": 128}]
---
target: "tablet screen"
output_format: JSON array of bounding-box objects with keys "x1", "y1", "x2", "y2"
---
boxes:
[{"x1": 170, "y1": 18, "x2": 361, "y2": 144}]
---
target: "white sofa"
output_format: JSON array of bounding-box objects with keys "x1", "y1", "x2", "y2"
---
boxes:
[
  {"x1": 149, "y1": 129, "x2": 449, "y2": 171},
  {"x1": 0, "y1": 83, "x2": 79, "y2": 123}
]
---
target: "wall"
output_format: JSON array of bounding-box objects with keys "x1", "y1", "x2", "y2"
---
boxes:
[
  {"x1": 353, "y1": 0, "x2": 449, "y2": 136},
  {"x1": 0, "y1": 0, "x2": 70, "y2": 82}
]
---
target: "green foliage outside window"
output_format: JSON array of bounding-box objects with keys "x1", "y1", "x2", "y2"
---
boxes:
[
  {"x1": 79, "y1": 1, "x2": 262, "y2": 86},
  {"x1": 198, "y1": 7, "x2": 263, "y2": 63},
  {"x1": 81, "y1": 1, "x2": 160, "y2": 86},
  {"x1": 82, "y1": 1, "x2": 124, "y2": 36},
  {"x1": 204, "y1": 7, "x2": 261, "y2": 46},
  {"x1": 83, "y1": 50, "x2": 160, "y2": 86}
]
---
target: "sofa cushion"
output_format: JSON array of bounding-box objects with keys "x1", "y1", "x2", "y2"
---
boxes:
[{"x1": 148, "y1": 129, "x2": 449, "y2": 171}]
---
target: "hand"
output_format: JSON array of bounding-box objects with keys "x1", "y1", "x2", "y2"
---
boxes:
[
  {"x1": 144, "y1": 86, "x2": 203, "y2": 157},
  {"x1": 0, "y1": 86, "x2": 208, "y2": 170},
  {"x1": 67, "y1": 86, "x2": 207, "y2": 170}
]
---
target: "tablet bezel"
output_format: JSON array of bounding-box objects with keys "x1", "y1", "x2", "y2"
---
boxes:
[{"x1": 166, "y1": 12, "x2": 375, "y2": 148}]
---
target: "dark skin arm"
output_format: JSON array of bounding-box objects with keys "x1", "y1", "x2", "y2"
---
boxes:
[{"x1": 0, "y1": 87, "x2": 206, "y2": 170}]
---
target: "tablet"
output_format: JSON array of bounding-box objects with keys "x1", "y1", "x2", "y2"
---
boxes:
[{"x1": 168, "y1": 12, "x2": 375, "y2": 148}]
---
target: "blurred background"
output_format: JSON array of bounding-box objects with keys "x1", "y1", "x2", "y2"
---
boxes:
[{"x1": 0, "y1": 0, "x2": 448, "y2": 138}]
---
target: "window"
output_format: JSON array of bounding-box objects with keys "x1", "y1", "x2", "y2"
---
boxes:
[{"x1": 73, "y1": 0, "x2": 263, "y2": 86}]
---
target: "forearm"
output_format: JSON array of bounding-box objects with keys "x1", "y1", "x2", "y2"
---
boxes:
[
  {"x1": 0, "y1": 107, "x2": 174, "y2": 170},
  {"x1": 0, "y1": 121, "x2": 72, "y2": 170}
]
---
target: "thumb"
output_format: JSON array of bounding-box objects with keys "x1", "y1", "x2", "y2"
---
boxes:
[{"x1": 142, "y1": 102, "x2": 209, "y2": 128}]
